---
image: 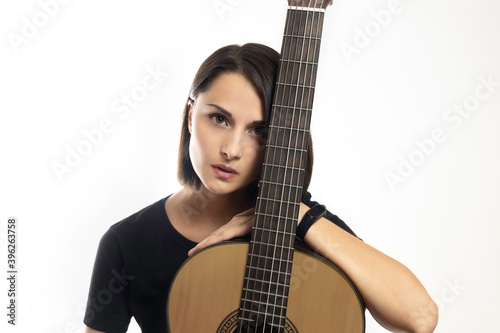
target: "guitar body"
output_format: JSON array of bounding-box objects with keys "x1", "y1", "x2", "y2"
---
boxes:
[{"x1": 167, "y1": 242, "x2": 365, "y2": 332}]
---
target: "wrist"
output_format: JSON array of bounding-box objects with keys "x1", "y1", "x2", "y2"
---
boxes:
[{"x1": 296, "y1": 203, "x2": 326, "y2": 242}]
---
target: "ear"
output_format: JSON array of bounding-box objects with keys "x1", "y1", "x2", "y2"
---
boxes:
[{"x1": 187, "y1": 99, "x2": 194, "y2": 134}]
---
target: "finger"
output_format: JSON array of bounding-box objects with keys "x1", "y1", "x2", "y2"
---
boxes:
[
  {"x1": 187, "y1": 226, "x2": 241, "y2": 257},
  {"x1": 187, "y1": 239, "x2": 206, "y2": 257},
  {"x1": 188, "y1": 231, "x2": 226, "y2": 256},
  {"x1": 187, "y1": 215, "x2": 254, "y2": 256}
]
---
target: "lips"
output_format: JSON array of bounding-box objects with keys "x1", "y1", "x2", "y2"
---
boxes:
[{"x1": 211, "y1": 164, "x2": 238, "y2": 180}]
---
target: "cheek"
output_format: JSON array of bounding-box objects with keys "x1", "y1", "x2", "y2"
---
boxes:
[
  {"x1": 189, "y1": 124, "x2": 208, "y2": 166},
  {"x1": 189, "y1": 121, "x2": 220, "y2": 164}
]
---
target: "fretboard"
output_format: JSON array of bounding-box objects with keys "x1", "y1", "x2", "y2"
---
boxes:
[{"x1": 239, "y1": 2, "x2": 328, "y2": 330}]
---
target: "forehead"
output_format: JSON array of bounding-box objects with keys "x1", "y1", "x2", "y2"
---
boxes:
[{"x1": 196, "y1": 73, "x2": 265, "y2": 121}]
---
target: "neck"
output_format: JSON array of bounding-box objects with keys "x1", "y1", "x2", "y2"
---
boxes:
[{"x1": 180, "y1": 185, "x2": 254, "y2": 228}]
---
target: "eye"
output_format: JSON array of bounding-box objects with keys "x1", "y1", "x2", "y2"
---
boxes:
[
  {"x1": 251, "y1": 127, "x2": 267, "y2": 138},
  {"x1": 210, "y1": 114, "x2": 228, "y2": 126}
]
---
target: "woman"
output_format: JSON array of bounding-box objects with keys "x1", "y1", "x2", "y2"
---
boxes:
[{"x1": 84, "y1": 43, "x2": 438, "y2": 333}]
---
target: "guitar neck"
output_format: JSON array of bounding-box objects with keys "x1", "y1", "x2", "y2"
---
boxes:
[{"x1": 239, "y1": 1, "x2": 329, "y2": 329}]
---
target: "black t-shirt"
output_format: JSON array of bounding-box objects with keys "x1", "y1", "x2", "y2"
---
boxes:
[{"x1": 84, "y1": 193, "x2": 357, "y2": 333}]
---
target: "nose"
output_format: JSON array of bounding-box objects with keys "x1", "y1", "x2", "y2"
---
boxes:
[{"x1": 221, "y1": 130, "x2": 243, "y2": 160}]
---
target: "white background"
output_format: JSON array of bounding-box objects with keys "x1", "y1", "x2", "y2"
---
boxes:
[{"x1": 1, "y1": 0, "x2": 499, "y2": 332}]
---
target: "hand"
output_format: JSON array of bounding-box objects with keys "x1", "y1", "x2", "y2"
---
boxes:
[{"x1": 188, "y1": 208, "x2": 255, "y2": 256}]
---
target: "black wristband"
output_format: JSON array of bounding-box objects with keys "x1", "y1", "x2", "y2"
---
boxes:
[{"x1": 296, "y1": 203, "x2": 326, "y2": 242}]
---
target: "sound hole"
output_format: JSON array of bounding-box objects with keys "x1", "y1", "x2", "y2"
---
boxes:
[{"x1": 217, "y1": 310, "x2": 298, "y2": 333}]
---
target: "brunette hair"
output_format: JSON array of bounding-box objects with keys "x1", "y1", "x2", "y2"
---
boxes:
[{"x1": 177, "y1": 43, "x2": 314, "y2": 196}]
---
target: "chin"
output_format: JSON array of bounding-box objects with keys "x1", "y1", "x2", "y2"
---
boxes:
[{"x1": 203, "y1": 180, "x2": 249, "y2": 197}]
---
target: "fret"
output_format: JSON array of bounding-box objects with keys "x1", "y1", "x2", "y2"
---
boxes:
[
  {"x1": 269, "y1": 124, "x2": 311, "y2": 133},
  {"x1": 273, "y1": 85, "x2": 317, "y2": 109},
  {"x1": 280, "y1": 38, "x2": 321, "y2": 64},
  {"x1": 254, "y1": 213, "x2": 298, "y2": 225},
  {"x1": 265, "y1": 145, "x2": 308, "y2": 156},
  {"x1": 242, "y1": 281, "x2": 291, "y2": 306},
  {"x1": 269, "y1": 110, "x2": 311, "y2": 132},
  {"x1": 245, "y1": 259, "x2": 294, "y2": 286},
  {"x1": 238, "y1": 316, "x2": 286, "y2": 323},
  {"x1": 269, "y1": 119, "x2": 311, "y2": 133},
  {"x1": 266, "y1": 138, "x2": 309, "y2": 156},
  {"x1": 253, "y1": 225, "x2": 296, "y2": 236},
  {"x1": 257, "y1": 197, "x2": 301, "y2": 207},
  {"x1": 266, "y1": 144, "x2": 307, "y2": 153},
  {"x1": 246, "y1": 264, "x2": 293, "y2": 276},
  {"x1": 272, "y1": 104, "x2": 312, "y2": 112},
  {"x1": 239, "y1": 308, "x2": 287, "y2": 318},
  {"x1": 249, "y1": 238, "x2": 296, "y2": 251},
  {"x1": 255, "y1": 197, "x2": 301, "y2": 220},
  {"x1": 245, "y1": 261, "x2": 294, "y2": 288},
  {"x1": 267, "y1": 130, "x2": 309, "y2": 149},
  {"x1": 250, "y1": 239, "x2": 295, "y2": 250},
  {"x1": 243, "y1": 279, "x2": 290, "y2": 294},
  {"x1": 281, "y1": 58, "x2": 318, "y2": 66},
  {"x1": 248, "y1": 249, "x2": 294, "y2": 264},
  {"x1": 276, "y1": 81, "x2": 316, "y2": 90},
  {"x1": 249, "y1": 238, "x2": 295, "y2": 250},
  {"x1": 283, "y1": 33, "x2": 321, "y2": 40},
  {"x1": 265, "y1": 169, "x2": 303, "y2": 191},
  {"x1": 262, "y1": 162, "x2": 304, "y2": 173},
  {"x1": 248, "y1": 233, "x2": 296, "y2": 250},
  {"x1": 247, "y1": 251, "x2": 295, "y2": 262},
  {"x1": 238, "y1": 309, "x2": 287, "y2": 327},
  {"x1": 276, "y1": 64, "x2": 318, "y2": 87},
  {"x1": 256, "y1": 185, "x2": 302, "y2": 205},
  {"x1": 240, "y1": 298, "x2": 288, "y2": 309},
  {"x1": 246, "y1": 261, "x2": 294, "y2": 275},
  {"x1": 264, "y1": 165, "x2": 304, "y2": 181},
  {"x1": 261, "y1": 168, "x2": 304, "y2": 190},
  {"x1": 267, "y1": 130, "x2": 309, "y2": 152},
  {"x1": 244, "y1": 276, "x2": 291, "y2": 288},
  {"x1": 248, "y1": 236, "x2": 295, "y2": 254},
  {"x1": 276, "y1": 80, "x2": 317, "y2": 94},
  {"x1": 260, "y1": 179, "x2": 303, "y2": 189}
]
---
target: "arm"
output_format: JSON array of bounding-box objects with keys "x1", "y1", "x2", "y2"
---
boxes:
[
  {"x1": 83, "y1": 228, "x2": 132, "y2": 333},
  {"x1": 299, "y1": 202, "x2": 438, "y2": 333},
  {"x1": 85, "y1": 327, "x2": 105, "y2": 333},
  {"x1": 189, "y1": 204, "x2": 438, "y2": 332}
]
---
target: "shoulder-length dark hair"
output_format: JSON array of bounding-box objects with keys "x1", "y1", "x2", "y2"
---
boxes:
[{"x1": 177, "y1": 43, "x2": 314, "y2": 197}]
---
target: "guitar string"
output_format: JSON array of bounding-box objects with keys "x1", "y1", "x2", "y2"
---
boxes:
[
  {"x1": 272, "y1": 6, "x2": 306, "y2": 329},
  {"x1": 264, "y1": 2, "x2": 319, "y2": 330},
  {"x1": 258, "y1": 5, "x2": 297, "y2": 330},
  {"x1": 277, "y1": 5, "x2": 301, "y2": 328},
  {"x1": 276, "y1": 2, "x2": 320, "y2": 327},
  {"x1": 282, "y1": 3, "x2": 324, "y2": 326},
  {"x1": 280, "y1": 1, "x2": 322, "y2": 326},
  {"x1": 240, "y1": 2, "x2": 324, "y2": 330},
  {"x1": 243, "y1": 4, "x2": 297, "y2": 331},
  {"x1": 264, "y1": 3, "x2": 318, "y2": 330},
  {"x1": 260, "y1": 5, "x2": 298, "y2": 330}
]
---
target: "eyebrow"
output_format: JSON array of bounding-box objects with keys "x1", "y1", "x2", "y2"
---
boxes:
[{"x1": 207, "y1": 103, "x2": 266, "y2": 125}]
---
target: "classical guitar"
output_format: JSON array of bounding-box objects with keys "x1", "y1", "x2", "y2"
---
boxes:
[{"x1": 167, "y1": 1, "x2": 365, "y2": 331}]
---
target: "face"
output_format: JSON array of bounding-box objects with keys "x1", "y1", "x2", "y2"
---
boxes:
[{"x1": 188, "y1": 73, "x2": 267, "y2": 196}]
